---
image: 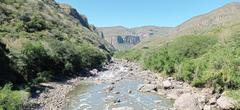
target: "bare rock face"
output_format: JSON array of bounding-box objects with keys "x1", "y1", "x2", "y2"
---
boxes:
[
  {"x1": 116, "y1": 35, "x2": 141, "y2": 45},
  {"x1": 97, "y1": 26, "x2": 173, "y2": 50},
  {"x1": 59, "y1": 4, "x2": 91, "y2": 30},
  {"x1": 216, "y1": 95, "x2": 236, "y2": 109},
  {"x1": 174, "y1": 93, "x2": 201, "y2": 110}
]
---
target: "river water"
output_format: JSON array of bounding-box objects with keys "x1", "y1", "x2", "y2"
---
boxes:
[{"x1": 63, "y1": 61, "x2": 173, "y2": 110}]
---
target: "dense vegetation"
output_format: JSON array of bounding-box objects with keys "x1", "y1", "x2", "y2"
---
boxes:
[
  {"x1": 0, "y1": 0, "x2": 113, "y2": 109},
  {"x1": 0, "y1": 84, "x2": 28, "y2": 110},
  {"x1": 115, "y1": 25, "x2": 240, "y2": 93}
]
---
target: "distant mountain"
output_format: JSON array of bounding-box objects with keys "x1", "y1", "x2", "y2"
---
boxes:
[
  {"x1": 135, "y1": 2, "x2": 240, "y2": 49},
  {"x1": 98, "y1": 26, "x2": 173, "y2": 50},
  {"x1": 174, "y1": 2, "x2": 240, "y2": 36},
  {"x1": 100, "y1": 2, "x2": 240, "y2": 50}
]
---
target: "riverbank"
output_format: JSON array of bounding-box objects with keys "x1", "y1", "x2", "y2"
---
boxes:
[{"x1": 26, "y1": 59, "x2": 237, "y2": 110}]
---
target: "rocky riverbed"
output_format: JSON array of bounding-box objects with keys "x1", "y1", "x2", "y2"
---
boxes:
[{"x1": 27, "y1": 59, "x2": 237, "y2": 110}]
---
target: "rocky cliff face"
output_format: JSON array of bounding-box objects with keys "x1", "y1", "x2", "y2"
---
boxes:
[
  {"x1": 116, "y1": 35, "x2": 140, "y2": 45},
  {"x1": 59, "y1": 3, "x2": 105, "y2": 38},
  {"x1": 98, "y1": 26, "x2": 173, "y2": 50},
  {"x1": 59, "y1": 4, "x2": 91, "y2": 30}
]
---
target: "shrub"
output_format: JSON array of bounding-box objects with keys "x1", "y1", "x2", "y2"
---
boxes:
[
  {"x1": 47, "y1": 40, "x2": 107, "y2": 74},
  {"x1": 78, "y1": 44, "x2": 106, "y2": 69},
  {"x1": 25, "y1": 16, "x2": 47, "y2": 32},
  {"x1": 174, "y1": 33, "x2": 240, "y2": 90},
  {"x1": 0, "y1": 0, "x2": 16, "y2": 4},
  {"x1": 0, "y1": 84, "x2": 28, "y2": 110},
  {"x1": 19, "y1": 42, "x2": 56, "y2": 83},
  {"x1": 143, "y1": 35, "x2": 217, "y2": 75}
]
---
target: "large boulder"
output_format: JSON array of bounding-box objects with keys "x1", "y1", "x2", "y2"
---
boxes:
[
  {"x1": 174, "y1": 93, "x2": 201, "y2": 110},
  {"x1": 216, "y1": 95, "x2": 236, "y2": 109},
  {"x1": 112, "y1": 106, "x2": 134, "y2": 110},
  {"x1": 138, "y1": 84, "x2": 157, "y2": 92}
]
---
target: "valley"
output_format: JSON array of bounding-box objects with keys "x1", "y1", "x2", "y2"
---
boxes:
[{"x1": 1, "y1": 0, "x2": 240, "y2": 110}]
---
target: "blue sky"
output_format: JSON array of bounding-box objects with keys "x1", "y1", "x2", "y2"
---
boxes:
[{"x1": 56, "y1": 0, "x2": 240, "y2": 28}]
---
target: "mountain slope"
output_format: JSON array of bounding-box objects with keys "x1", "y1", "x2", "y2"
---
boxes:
[
  {"x1": 134, "y1": 2, "x2": 240, "y2": 49},
  {"x1": 175, "y1": 2, "x2": 240, "y2": 36},
  {"x1": 0, "y1": 0, "x2": 114, "y2": 85}
]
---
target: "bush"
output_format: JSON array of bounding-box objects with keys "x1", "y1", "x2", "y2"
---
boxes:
[
  {"x1": 78, "y1": 44, "x2": 106, "y2": 69},
  {"x1": 18, "y1": 42, "x2": 56, "y2": 83},
  {"x1": 0, "y1": 0, "x2": 16, "y2": 4},
  {"x1": 174, "y1": 33, "x2": 240, "y2": 90},
  {"x1": 49, "y1": 40, "x2": 106, "y2": 73},
  {"x1": 143, "y1": 35, "x2": 217, "y2": 75},
  {"x1": 25, "y1": 16, "x2": 47, "y2": 33},
  {"x1": 0, "y1": 84, "x2": 28, "y2": 110}
]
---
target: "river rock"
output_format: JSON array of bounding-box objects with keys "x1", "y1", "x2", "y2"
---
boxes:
[
  {"x1": 174, "y1": 93, "x2": 201, "y2": 110},
  {"x1": 138, "y1": 84, "x2": 157, "y2": 92},
  {"x1": 166, "y1": 89, "x2": 186, "y2": 100},
  {"x1": 112, "y1": 106, "x2": 134, "y2": 110},
  {"x1": 203, "y1": 105, "x2": 211, "y2": 110},
  {"x1": 201, "y1": 88, "x2": 214, "y2": 95},
  {"x1": 162, "y1": 80, "x2": 173, "y2": 89},
  {"x1": 104, "y1": 95, "x2": 115, "y2": 102},
  {"x1": 90, "y1": 69, "x2": 98, "y2": 75},
  {"x1": 209, "y1": 97, "x2": 217, "y2": 105},
  {"x1": 114, "y1": 98, "x2": 121, "y2": 103},
  {"x1": 216, "y1": 95, "x2": 236, "y2": 109},
  {"x1": 167, "y1": 77, "x2": 174, "y2": 80},
  {"x1": 113, "y1": 91, "x2": 120, "y2": 94},
  {"x1": 128, "y1": 90, "x2": 132, "y2": 94},
  {"x1": 103, "y1": 85, "x2": 114, "y2": 93}
]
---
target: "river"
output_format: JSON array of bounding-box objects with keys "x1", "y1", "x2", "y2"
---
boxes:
[{"x1": 63, "y1": 60, "x2": 173, "y2": 110}]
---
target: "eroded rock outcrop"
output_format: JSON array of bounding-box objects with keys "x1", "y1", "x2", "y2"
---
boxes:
[{"x1": 59, "y1": 4, "x2": 91, "y2": 30}]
